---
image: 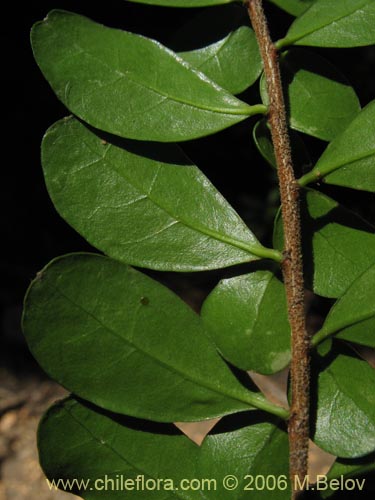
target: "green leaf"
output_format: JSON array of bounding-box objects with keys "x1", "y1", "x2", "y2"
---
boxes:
[
  {"x1": 180, "y1": 27, "x2": 262, "y2": 95},
  {"x1": 273, "y1": 189, "x2": 375, "y2": 298},
  {"x1": 267, "y1": 0, "x2": 315, "y2": 17},
  {"x1": 299, "y1": 100, "x2": 375, "y2": 192},
  {"x1": 31, "y1": 10, "x2": 264, "y2": 143},
  {"x1": 316, "y1": 338, "x2": 332, "y2": 357},
  {"x1": 125, "y1": 0, "x2": 236, "y2": 7},
  {"x1": 201, "y1": 271, "x2": 290, "y2": 375},
  {"x1": 313, "y1": 263, "x2": 375, "y2": 348},
  {"x1": 336, "y1": 318, "x2": 375, "y2": 349},
  {"x1": 253, "y1": 118, "x2": 312, "y2": 171},
  {"x1": 42, "y1": 118, "x2": 281, "y2": 271},
  {"x1": 23, "y1": 253, "x2": 288, "y2": 421},
  {"x1": 313, "y1": 349, "x2": 375, "y2": 458},
  {"x1": 260, "y1": 50, "x2": 360, "y2": 141},
  {"x1": 38, "y1": 396, "x2": 290, "y2": 500},
  {"x1": 278, "y1": 0, "x2": 375, "y2": 49},
  {"x1": 321, "y1": 454, "x2": 375, "y2": 498}
]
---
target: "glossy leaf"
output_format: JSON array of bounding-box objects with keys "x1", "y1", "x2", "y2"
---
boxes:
[
  {"x1": 260, "y1": 50, "x2": 360, "y2": 141},
  {"x1": 299, "y1": 100, "x2": 375, "y2": 192},
  {"x1": 180, "y1": 27, "x2": 262, "y2": 95},
  {"x1": 39, "y1": 397, "x2": 290, "y2": 500},
  {"x1": 125, "y1": 0, "x2": 236, "y2": 7},
  {"x1": 313, "y1": 263, "x2": 375, "y2": 348},
  {"x1": 279, "y1": 0, "x2": 375, "y2": 48},
  {"x1": 23, "y1": 253, "x2": 288, "y2": 421},
  {"x1": 273, "y1": 189, "x2": 375, "y2": 298},
  {"x1": 31, "y1": 10, "x2": 260, "y2": 143},
  {"x1": 314, "y1": 350, "x2": 375, "y2": 458},
  {"x1": 267, "y1": 0, "x2": 315, "y2": 16},
  {"x1": 253, "y1": 118, "x2": 312, "y2": 171},
  {"x1": 201, "y1": 271, "x2": 291, "y2": 375},
  {"x1": 322, "y1": 454, "x2": 375, "y2": 498},
  {"x1": 42, "y1": 118, "x2": 280, "y2": 271}
]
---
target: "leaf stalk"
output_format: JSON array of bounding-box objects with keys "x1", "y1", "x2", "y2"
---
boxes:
[
  {"x1": 298, "y1": 169, "x2": 322, "y2": 187},
  {"x1": 247, "y1": 392, "x2": 289, "y2": 419},
  {"x1": 311, "y1": 329, "x2": 330, "y2": 348}
]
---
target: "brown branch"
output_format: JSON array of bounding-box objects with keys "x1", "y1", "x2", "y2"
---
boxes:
[{"x1": 245, "y1": 1, "x2": 310, "y2": 498}]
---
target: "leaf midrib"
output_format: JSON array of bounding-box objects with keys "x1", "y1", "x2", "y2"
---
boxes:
[
  {"x1": 287, "y1": 0, "x2": 370, "y2": 44},
  {"x1": 317, "y1": 147, "x2": 375, "y2": 179},
  {"x1": 321, "y1": 309, "x2": 375, "y2": 339},
  {"x1": 49, "y1": 280, "x2": 254, "y2": 410},
  {"x1": 78, "y1": 135, "x2": 263, "y2": 259},
  {"x1": 59, "y1": 31, "x2": 251, "y2": 117}
]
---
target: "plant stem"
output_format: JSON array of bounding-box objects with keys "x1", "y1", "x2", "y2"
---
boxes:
[{"x1": 245, "y1": 1, "x2": 310, "y2": 498}]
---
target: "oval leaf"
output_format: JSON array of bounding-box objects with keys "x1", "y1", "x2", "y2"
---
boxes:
[
  {"x1": 279, "y1": 0, "x2": 375, "y2": 48},
  {"x1": 273, "y1": 189, "x2": 375, "y2": 298},
  {"x1": 267, "y1": 0, "x2": 316, "y2": 17},
  {"x1": 253, "y1": 118, "x2": 312, "y2": 171},
  {"x1": 42, "y1": 117, "x2": 279, "y2": 271},
  {"x1": 23, "y1": 253, "x2": 288, "y2": 421},
  {"x1": 201, "y1": 271, "x2": 291, "y2": 375},
  {"x1": 314, "y1": 263, "x2": 375, "y2": 348},
  {"x1": 299, "y1": 100, "x2": 375, "y2": 192},
  {"x1": 260, "y1": 50, "x2": 360, "y2": 141},
  {"x1": 180, "y1": 27, "x2": 262, "y2": 95},
  {"x1": 38, "y1": 397, "x2": 290, "y2": 500},
  {"x1": 314, "y1": 349, "x2": 375, "y2": 458},
  {"x1": 30, "y1": 10, "x2": 260, "y2": 142},
  {"x1": 125, "y1": 0, "x2": 235, "y2": 7}
]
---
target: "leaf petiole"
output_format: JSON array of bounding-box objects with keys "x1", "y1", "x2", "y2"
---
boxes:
[{"x1": 245, "y1": 392, "x2": 289, "y2": 419}]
